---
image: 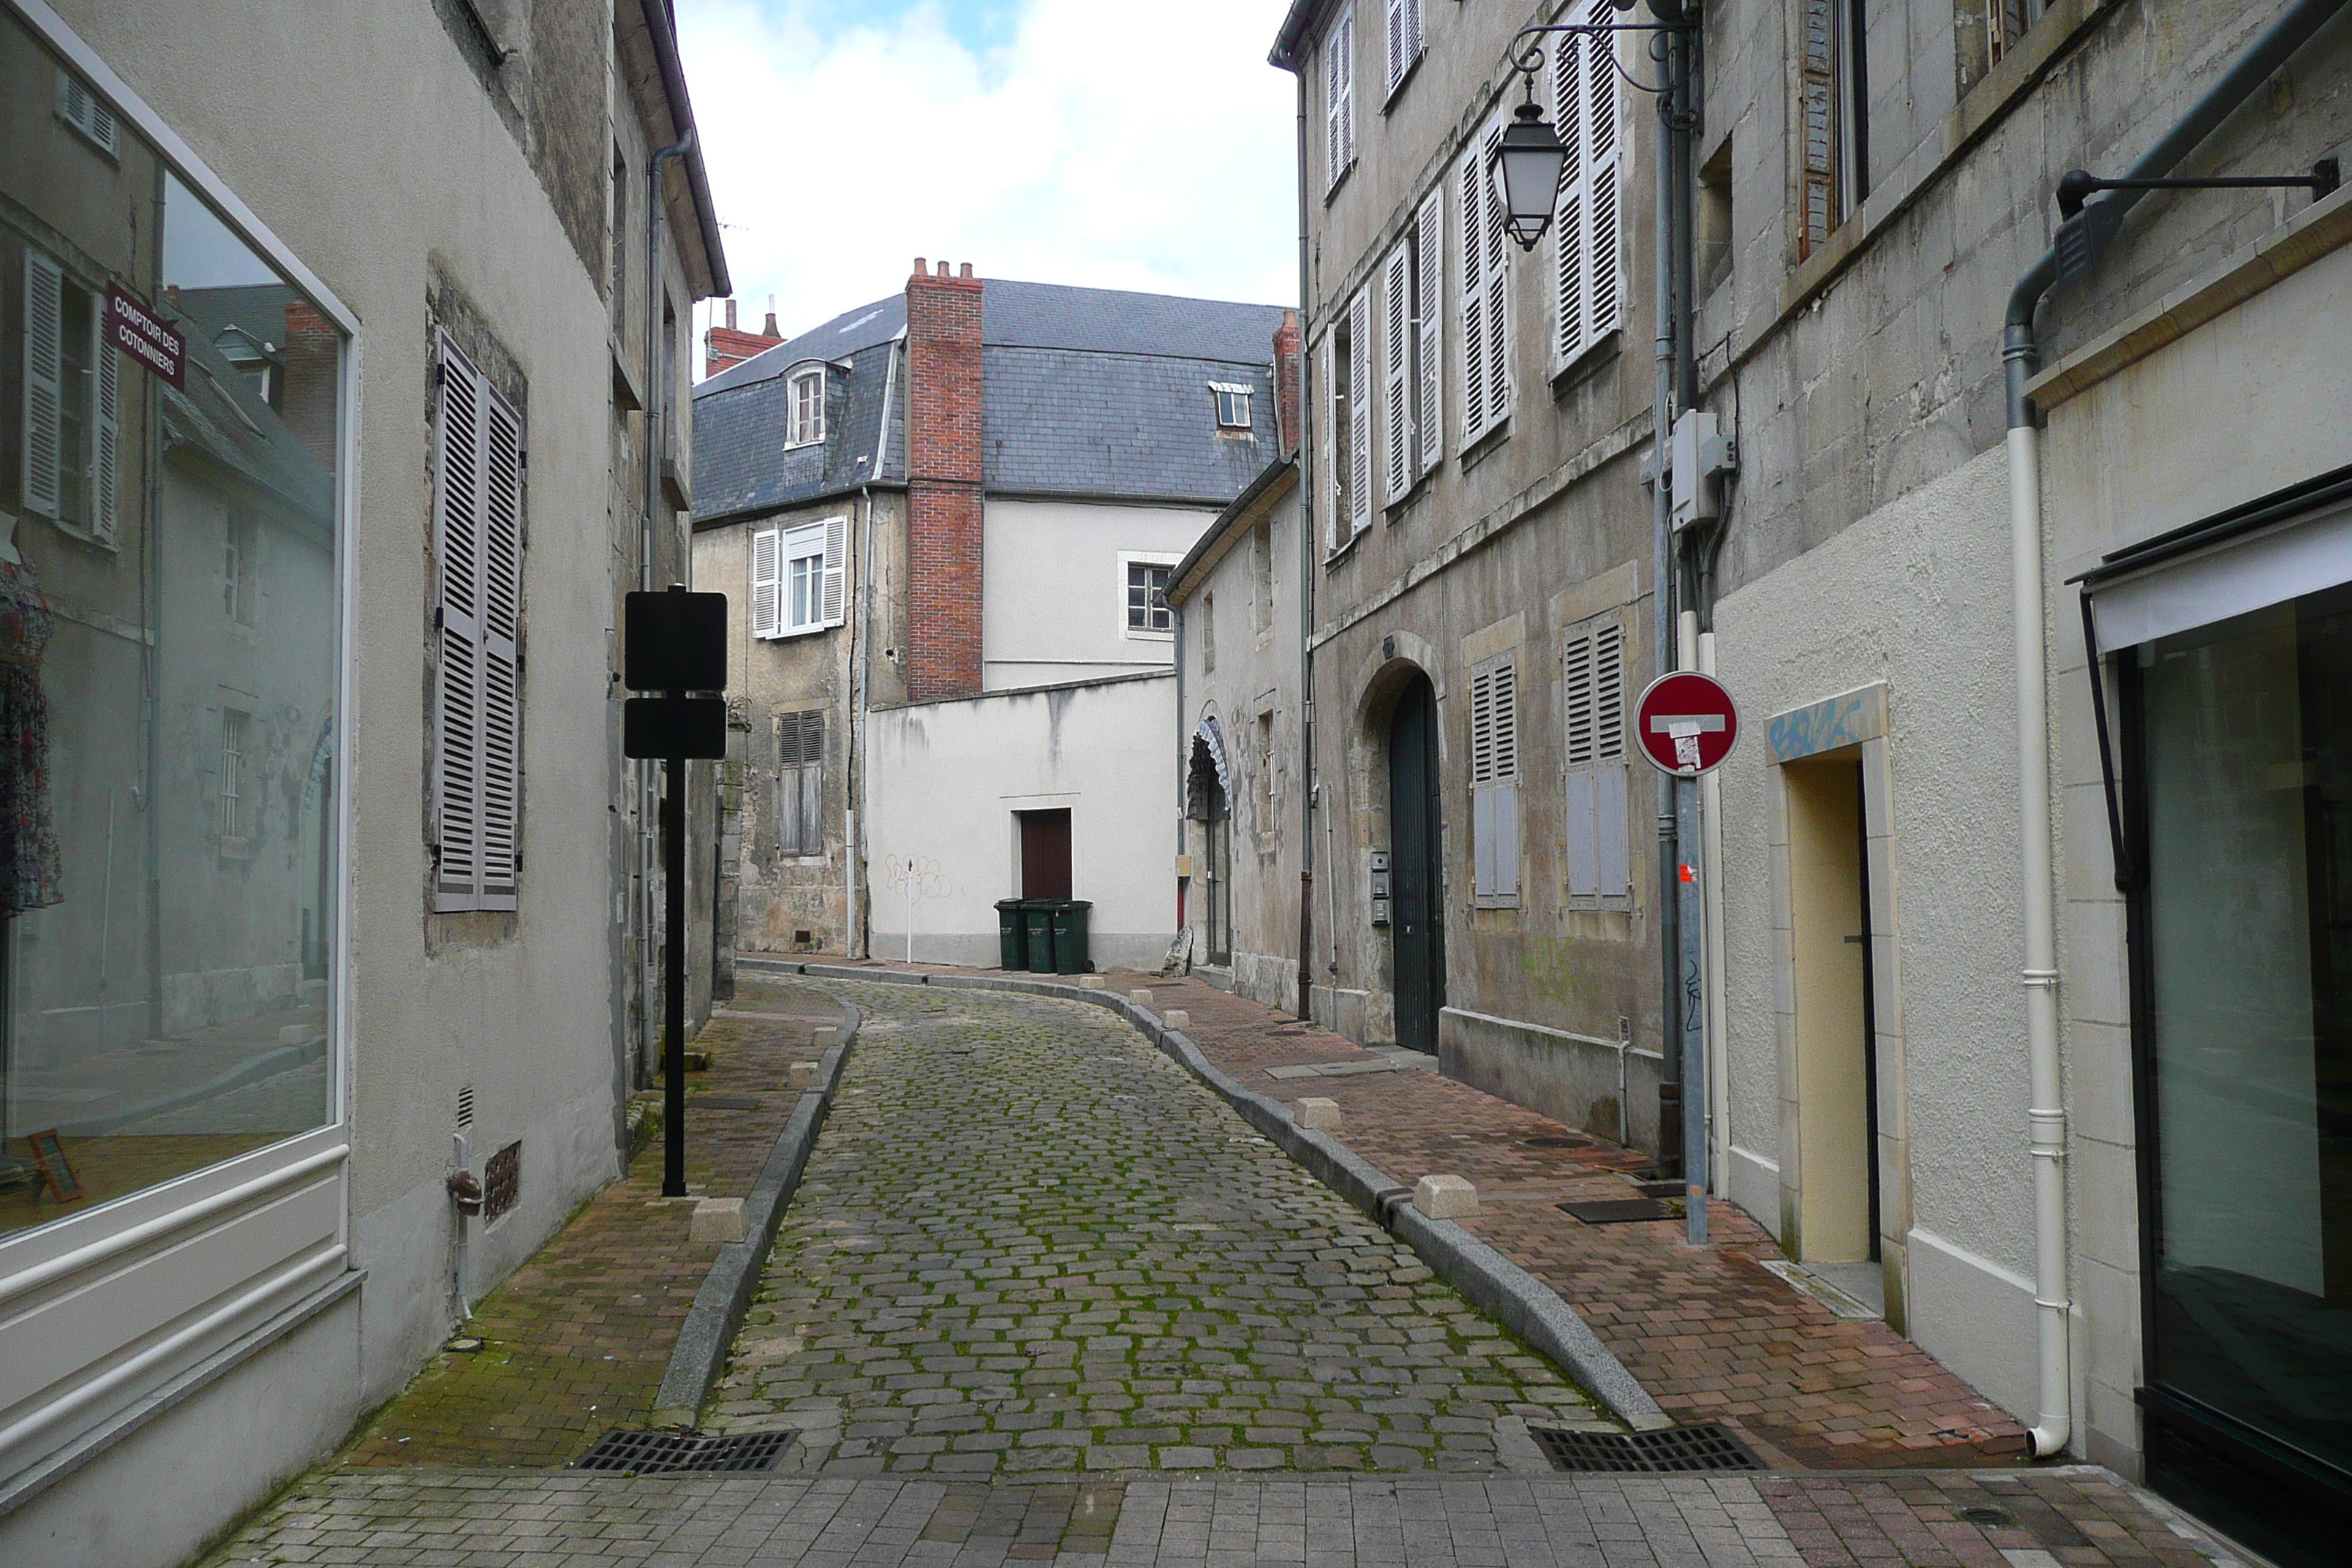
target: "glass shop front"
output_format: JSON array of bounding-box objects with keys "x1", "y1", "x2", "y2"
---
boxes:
[
  {"x1": 2108, "y1": 489, "x2": 2352, "y2": 1562},
  {"x1": 0, "y1": 7, "x2": 341, "y2": 1243}
]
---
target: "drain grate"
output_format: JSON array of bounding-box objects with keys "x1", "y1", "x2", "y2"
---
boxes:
[
  {"x1": 694, "y1": 1095, "x2": 764, "y2": 1110},
  {"x1": 1521, "y1": 1135, "x2": 1594, "y2": 1150},
  {"x1": 1558, "y1": 1198, "x2": 1673, "y2": 1224},
  {"x1": 573, "y1": 1428, "x2": 794, "y2": 1474},
  {"x1": 1529, "y1": 1423, "x2": 1760, "y2": 1473}
]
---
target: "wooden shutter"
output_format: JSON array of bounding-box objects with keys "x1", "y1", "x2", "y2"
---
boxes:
[
  {"x1": 776, "y1": 709, "x2": 823, "y2": 855},
  {"x1": 20, "y1": 249, "x2": 62, "y2": 520},
  {"x1": 431, "y1": 334, "x2": 522, "y2": 912},
  {"x1": 1479, "y1": 121, "x2": 1510, "y2": 430},
  {"x1": 1801, "y1": 0, "x2": 1838, "y2": 259},
  {"x1": 1382, "y1": 244, "x2": 1412, "y2": 503},
  {"x1": 1564, "y1": 618, "x2": 1629, "y2": 902},
  {"x1": 1552, "y1": 12, "x2": 1622, "y2": 370},
  {"x1": 93, "y1": 306, "x2": 118, "y2": 542},
  {"x1": 1471, "y1": 657, "x2": 1518, "y2": 900},
  {"x1": 820, "y1": 514, "x2": 848, "y2": 627},
  {"x1": 1346, "y1": 289, "x2": 1372, "y2": 535},
  {"x1": 1458, "y1": 149, "x2": 1488, "y2": 447},
  {"x1": 478, "y1": 380, "x2": 522, "y2": 909},
  {"x1": 1586, "y1": 22, "x2": 1621, "y2": 343},
  {"x1": 1320, "y1": 334, "x2": 1339, "y2": 549},
  {"x1": 432, "y1": 334, "x2": 485, "y2": 911},
  {"x1": 1385, "y1": 0, "x2": 1407, "y2": 97},
  {"x1": 1324, "y1": 7, "x2": 1355, "y2": 191},
  {"x1": 1553, "y1": 25, "x2": 1587, "y2": 369},
  {"x1": 750, "y1": 527, "x2": 782, "y2": 638},
  {"x1": 1414, "y1": 193, "x2": 1444, "y2": 474}
]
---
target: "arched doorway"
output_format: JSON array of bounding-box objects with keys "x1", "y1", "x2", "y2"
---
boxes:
[
  {"x1": 1186, "y1": 733, "x2": 1230, "y2": 965},
  {"x1": 1387, "y1": 671, "x2": 1444, "y2": 1052}
]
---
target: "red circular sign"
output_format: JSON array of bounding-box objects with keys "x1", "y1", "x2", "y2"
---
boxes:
[{"x1": 1634, "y1": 672, "x2": 1739, "y2": 776}]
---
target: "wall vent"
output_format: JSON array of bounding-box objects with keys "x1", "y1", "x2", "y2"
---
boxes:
[{"x1": 456, "y1": 1084, "x2": 475, "y2": 1126}]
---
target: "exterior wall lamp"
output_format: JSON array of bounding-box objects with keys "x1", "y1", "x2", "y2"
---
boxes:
[{"x1": 1490, "y1": 3, "x2": 1697, "y2": 253}]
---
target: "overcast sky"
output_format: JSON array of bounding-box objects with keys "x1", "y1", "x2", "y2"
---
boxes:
[{"x1": 677, "y1": 0, "x2": 1298, "y2": 368}]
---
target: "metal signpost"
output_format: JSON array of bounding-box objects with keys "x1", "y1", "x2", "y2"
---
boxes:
[
  {"x1": 1634, "y1": 671, "x2": 1738, "y2": 1246},
  {"x1": 622, "y1": 587, "x2": 728, "y2": 1199}
]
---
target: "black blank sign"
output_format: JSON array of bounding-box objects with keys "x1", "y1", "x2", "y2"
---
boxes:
[
  {"x1": 624, "y1": 589, "x2": 728, "y2": 693},
  {"x1": 624, "y1": 696, "x2": 728, "y2": 759}
]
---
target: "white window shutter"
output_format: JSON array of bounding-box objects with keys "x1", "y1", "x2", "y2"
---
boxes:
[
  {"x1": 1474, "y1": 784, "x2": 1496, "y2": 897},
  {"x1": 1493, "y1": 782, "x2": 1519, "y2": 898},
  {"x1": 750, "y1": 527, "x2": 782, "y2": 638},
  {"x1": 1566, "y1": 769, "x2": 1598, "y2": 897},
  {"x1": 478, "y1": 382, "x2": 522, "y2": 910},
  {"x1": 1384, "y1": 0, "x2": 1406, "y2": 96},
  {"x1": 1586, "y1": 18, "x2": 1622, "y2": 341},
  {"x1": 1320, "y1": 336, "x2": 1339, "y2": 549},
  {"x1": 1594, "y1": 622, "x2": 1625, "y2": 758},
  {"x1": 1338, "y1": 9, "x2": 1356, "y2": 170},
  {"x1": 820, "y1": 514, "x2": 848, "y2": 627},
  {"x1": 1596, "y1": 763, "x2": 1629, "y2": 897},
  {"x1": 1458, "y1": 149, "x2": 1488, "y2": 448},
  {"x1": 20, "y1": 249, "x2": 62, "y2": 520},
  {"x1": 1414, "y1": 193, "x2": 1443, "y2": 475},
  {"x1": 1382, "y1": 244, "x2": 1411, "y2": 503},
  {"x1": 1406, "y1": 0, "x2": 1422, "y2": 70},
  {"x1": 1325, "y1": 32, "x2": 1343, "y2": 189},
  {"x1": 1469, "y1": 663, "x2": 1495, "y2": 783},
  {"x1": 432, "y1": 333, "x2": 485, "y2": 911},
  {"x1": 1552, "y1": 25, "x2": 1588, "y2": 369},
  {"x1": 1480, "y1": 121, "x2": 1511, "y2": 429},
  {"x1": 1490, "y1": 660, "x2": 1517, "y2": 780},
  {"x1": 92, "y1": 311, "x2": 118, "y2": 542},
  {"x1": 1346, "y1": 289, "x2": 1372, "y2": 535}
]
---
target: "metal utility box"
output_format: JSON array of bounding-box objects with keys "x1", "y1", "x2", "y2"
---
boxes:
[{"x1": 1370, "y1": 851, "x2": 1392, "y2": 926}]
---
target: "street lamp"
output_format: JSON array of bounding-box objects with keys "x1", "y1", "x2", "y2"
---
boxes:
[{"x1": 1489, "y1": 98, "x2": 1569, "y2": 252}]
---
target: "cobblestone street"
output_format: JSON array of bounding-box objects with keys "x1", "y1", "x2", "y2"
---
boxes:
[{"x1": 704, "y1": 981, "x2": 1597, "y2": 1476}]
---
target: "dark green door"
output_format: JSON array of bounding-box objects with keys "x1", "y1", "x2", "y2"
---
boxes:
[{"x1": 1388, "y1": 673, "x2": 1445, "y2": 1055}]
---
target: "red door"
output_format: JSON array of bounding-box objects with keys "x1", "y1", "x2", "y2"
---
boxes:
[{"x1": 1018, "y1": 809, "x2": 1071, "y2": 899}]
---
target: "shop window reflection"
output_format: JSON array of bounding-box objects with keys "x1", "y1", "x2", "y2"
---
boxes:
[{"x1": 0, "y1": 13, "x2": 339, "y2": 1235}]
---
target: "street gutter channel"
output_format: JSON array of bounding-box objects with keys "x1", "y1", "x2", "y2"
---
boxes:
[
  {"x1": 649, "y1": 997, "x2": 862, "y2": 1428},
  {"x1": 744, "y1": 957, "x2": 1673, "y2": 1435}
]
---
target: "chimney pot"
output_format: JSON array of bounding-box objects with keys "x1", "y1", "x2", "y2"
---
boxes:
[
  {"x1": 725, "y1": 298, "x2": 738, "y2": 329},
  {"x1": 936, "y1": 260, "x2": 949, "y2": 277},
  {"x1": 914, "y1": 257, "x2": 927, "y2": 276},
  {"x1": 764, "y1": 310, "x2": 779, "y2": 337},
  {"x1": 959, "y1": 262, "x2": 973, "y2": 279}
]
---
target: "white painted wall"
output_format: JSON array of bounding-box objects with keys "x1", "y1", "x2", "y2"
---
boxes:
[
  {"x1": 866, "y1": 674, "x2": 1177, "y2": 971},
  {"x1": 1712, "y1": 445, "x2": 2040, "y2": 1422},
  {"x1": 981, "y1": 498, "x2": 1213, "y2": 690}
]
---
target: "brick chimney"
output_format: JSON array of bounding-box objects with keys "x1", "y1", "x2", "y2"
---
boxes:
[
  {"x1": 904, "y1": 257, "x2": 984, "y2": 699},
  {"x1": 704, "y1": 295, "x2": 787, "y2": 377},
  {"x1": 1273, "y1": 308, "x2": 1302, "y2": 459}
]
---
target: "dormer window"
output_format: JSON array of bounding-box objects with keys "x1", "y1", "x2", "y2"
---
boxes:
[
  {"x1": 1211, "y1": 382, "x2": 1253, "y2": 431},
  {"x1": 787, "y1": 366, "x2": 825, "y2": 448}
]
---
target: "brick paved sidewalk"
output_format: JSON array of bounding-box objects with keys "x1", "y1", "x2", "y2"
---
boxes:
[
  {"x1": 202, "y1": 1466, "x2": 2250, "y2": 1567},
  {"x1": 338, "y1": 979, "x2": 845, "y2": 1469},
  {"x1": 799, "y1": 961, "x2": 2024, "y2": 1471}
]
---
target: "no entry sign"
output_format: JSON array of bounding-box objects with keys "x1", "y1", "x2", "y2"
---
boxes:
[{"x1": 1635, "y1": 671, "x2": 1738, "y2": 776}]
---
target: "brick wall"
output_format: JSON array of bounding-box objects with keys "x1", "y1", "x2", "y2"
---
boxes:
[
  {"x1": 1273, "y1": 308, "x2": 1301, "y2": 459},
  {"x1": 904, "y1": 258, "x2": 984, "y2": 699}
]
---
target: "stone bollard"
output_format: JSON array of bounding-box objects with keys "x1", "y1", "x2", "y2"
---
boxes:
[
  {"x1": 690, "y1": 1196, "x2": 747, "y2": 1243},
  {"x1": 1079, "y1": 976, "x2": 1107, "y2": 990},
  {"x1": 788, "y1": 1060, "x2": 820, "y2": 1089},
  {"x1": 1128, "y1": 989, "x2": 1153, "y2": 1006},
  {"x1": 811, "y1": 1025, "x2": 837, "y2": 1048},
  {"x1": 1413, "y1": 1174, "x2": 1477, "y2": 1218},
  {"x1": 1163, "y1": 1009, "x2": 1191, "y2": 1031},
  {"x1": 1294, "y1": 1097, "x2": 1341, "y2": 1131}
]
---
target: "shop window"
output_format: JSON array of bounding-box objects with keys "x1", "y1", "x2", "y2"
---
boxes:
[{"x1": 0, "y1": 13, "x2": 342, "y2": 1247}]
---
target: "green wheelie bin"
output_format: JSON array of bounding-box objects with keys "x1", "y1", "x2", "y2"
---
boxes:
[
  {"x1": 1023, "y1": 901, "x2": 1057, "y2": 973},
  {"x1": 995, "y1": 899, "x2": 1028, "y2": 970},
  {"x1": 1050, "y1": 900, "x2": 1093, "y2": 974}
]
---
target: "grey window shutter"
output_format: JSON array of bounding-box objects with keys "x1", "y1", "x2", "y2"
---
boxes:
[
  {"x1": 478, "y1": 376, "x2": 524, "y2": 910},
  {"x1": 20, "y1": 249, "x2": 62, "y2": 520},
  {"x1": 1414, "y1": 193, "x2": 1444, "y2": 475},
  {"x1": 93, "y1": 305, "x2": 119, "y2": 542},
  {"x1": 820, "y1": 514, "x2": 848, "y2": 627},
  {"x1": 750, "y1": 527, "x2": 782, "y2": 638},
  {"x1": 1382, "y1": 244, "x2": 1412, "y2": 503},
  {"x1": 1346, "y1": 289, "x2": 1372, "y2": 535},
  {"x1": 432, "y1": 333, "x2": 486, "y2": 911}
]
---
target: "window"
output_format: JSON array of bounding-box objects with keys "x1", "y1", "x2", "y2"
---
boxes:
[
  {"x1": 1252, "y1": 520, "x2": 1275, "y2": 633},
  {"x1": 775, "y1": 708, "x2": 823, "y2": 856},
  {"x1": 1382, "y1": 0, "x2": 1423, "y2": 100},
  {"x1": 609, "y1": 143, "x2": 627, "y2": 315},
  {"x1": 1799, "y1": 0, "x2": 1867, "y2": 259},
  {"x1": 1380, "y1": 201, "x2": 1442, "y2": 503},
  {"x1": 56, "y1": 68, "x2": 116, "y2": 156},
  {"x1": 431, "y1": 331, "x2": 524, "y2": 913},
  {"x1": 1126, "y1": 558, "x2": 1173, "y2": 634},
  {"x1": 1256, "y1": 709, "x2": 1276, "y2": 841},
  {"x1": 1211, "y1": 382, "x2": 1253, "y2": 430},
  {"x1": 224, "y1": 510, "x2": 258, "y2": 624},
  {"x1": 1458, "y1": 118, "x2": 1511, "y2": 447},
  {"x1": 1323, "y1": 5, "x2": 1356, "y2": 193},
  {"x1": 1563, "y1": 612, "x2": 1631, "y2": 906},
  {"x1": 750, "y1": 515, "x2": 846, "y2": 638},
  {"x1": 21, "y1": 247, "x2": 118, "y2": 543},
  {"x1": 1551, "y1": 9, "x2": 1624, "y2": 371},
  {"x1": 1469, "y1": 655, "x2": 1519, "y2": 902},
  {"x1": 787, "y1": 366, "x2": 824, "y2": 447},
  {"x1": 1984, "y1": 0, "x2": 2045, "y2": 69},
  {"x1": 221, "y1": 708, "x2": 251, "y2": 844},
  {"x1": 1201, "y1": 592, "x2": 1216, "y2": 674}
]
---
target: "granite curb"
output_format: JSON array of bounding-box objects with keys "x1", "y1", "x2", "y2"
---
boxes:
[
  {"x1": 649, "y1": 993, "x2": 862, "y2": 1428},
  {"x1": 752, "y1": 958, "x2": 1670, "y2": 1433}
]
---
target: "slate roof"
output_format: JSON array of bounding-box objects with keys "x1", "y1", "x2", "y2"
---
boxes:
[{"x1": 691, "y1": 279, "x2": 1288, "y2": 525}]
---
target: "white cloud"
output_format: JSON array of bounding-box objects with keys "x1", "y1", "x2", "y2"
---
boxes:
[{"x1": 677, "y1": 0, "x2": 1299, "y2": 356}]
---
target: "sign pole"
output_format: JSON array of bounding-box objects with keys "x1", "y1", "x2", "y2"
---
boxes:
[
  {"x1": 662, "y1": 745, "x2": 687, "y2": 1198},
  {"x1": 1677, "y1": 774, "x2": 1708, "y2": 1245}
]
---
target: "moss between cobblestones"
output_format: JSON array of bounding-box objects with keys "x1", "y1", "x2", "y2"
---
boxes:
[{"x1": 705, "y1": 981, "x2": 1599, "y2": 1477}]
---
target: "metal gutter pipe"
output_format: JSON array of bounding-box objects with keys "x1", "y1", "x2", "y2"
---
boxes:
[
  {"x1": 1648, "y1": 16, "x2": 1682, "y2": 1177},
  {"x1": 1289, "y1": 57, "x2": 1319, "y2": 1023},
  {"x1": 1997, "y1": 0, "x2": 2348, "y2": 1458}
]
